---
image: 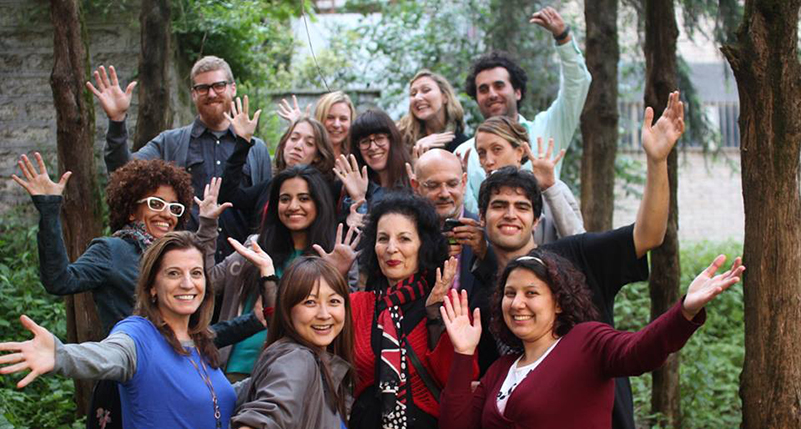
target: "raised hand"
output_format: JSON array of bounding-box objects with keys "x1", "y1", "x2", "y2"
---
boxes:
[
  {"x1": 333, "y1": 154, "x2": 369, "y2": 201},
  {"x1": 458, "y1": 148, "x2": 471, "y2": 174},
  {"x1": 195, "y1": 177, "x2": 232, "y2": 220},
  {"x1": 11, "y1": 152, "x2": 71, "y2": 196},
  {"x1": 405, "y1": 162, "x2": 417, "y2": 184},
  {"x1": 682, "y1": 255, "x2": 745, "y2": 320},
  {"x1": 346, "y1": 199, "x2": 367, "y2": 229},
  {"x1": 275, "y1": 95, "x2": 308, "y2": 123},
  {"x1": 426, "y1": 256, "x2": 458, "y2": 307},
  {"x1": 440, "y1": 289, "x2": 482, "y2": 355},
  {"x1": 314, "y1": 223, "x2": 361, "y2": 277},
  {"x1": 414, "y1": 132, "x2": 455, "y2": 156},
  {"x1": 529, "y1": 7, "x2": 568, "y2": 38},
  {"x1": 525, "y1": 137, "x2": 565, "y2": 191},
  {"x1": 223, "y1": 96, "x2": 262, "y2": 142},
  {"x1": 228, "y1": 237, "x2": 275, "y2": 277},
  {"x1": 86, "y1": 65, "x2": 136, "y2": 122},
  {"x1": 0, "y1": 315, "x2": 56, "y2": 388},
  {"x1": 642, "y1": 91, "x2": 685, "y2": 163},
  {"x1": 451, "y1": 218, "x2": 487, "y2": 260}
]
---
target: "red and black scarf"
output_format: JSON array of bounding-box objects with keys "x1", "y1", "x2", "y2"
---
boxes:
[{"x1": 375, "y1": 272, "x2": 429, "y2": 429}]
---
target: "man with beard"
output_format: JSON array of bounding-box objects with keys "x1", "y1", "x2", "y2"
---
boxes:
[
  {"x1": 471, "y1": 92, "x2": 685, "y2": 429},
  {"x1": 454, "y1": 6, "x2": 591, "y2": 214},
  {"x1": 88, "y1": 56, "x2": 271, "y2": 262}
]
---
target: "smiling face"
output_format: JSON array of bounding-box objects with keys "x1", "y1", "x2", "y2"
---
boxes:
[
  {"x1": 151, "y1": 247, "x2": 206, "y2": 330},
  {"x1": 130, "y1": 185, "x2": 179, "y2": 239},
  {"x1": 502, "y1": 267, "x2": 560, "y2": 347},
  {"x1": 482, "y1": 186, "x2": 537, "y2": 253},
  {"x1": 375, "y1": 213, "x2": 421, "y2": 285},
  {"x1": 290, "y1": 278, "x2": 346, "y2": 350},
  {"x1": 277, "y1": 177, "x2": 317, "y2": 232},
  {"x1": 358, "y1": 133, "x2": 390, "y2": 174},
  {"x1": 414, "y1": 153, "x2": 466, "y2": 221},
  {"x1": 324, "y1": 102, "x2": 352, "y2": 150},
  {"x1": 410, "y1": 76, "x2": 446, "y2": 123},
  {"x1": 283, "y1": 121, "x2": 319, "y2": 167},
  {"x1": 191, "y1": 69, "x2": 236, "y2": 129},
  {"x1": 475, "y1": 131, "x2": 525, "y2": 174},
  {"x1": 475, "y1": 67, "x2": 520, "y2": 119}
]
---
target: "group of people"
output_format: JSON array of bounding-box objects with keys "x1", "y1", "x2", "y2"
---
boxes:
[{"x1": 0, "y1": 7, "x2": 745, "y2": 429}]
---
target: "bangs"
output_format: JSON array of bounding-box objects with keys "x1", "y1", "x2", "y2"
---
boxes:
[{"x1": 350, "y1": 110, "x2": 393, "y2": 144}]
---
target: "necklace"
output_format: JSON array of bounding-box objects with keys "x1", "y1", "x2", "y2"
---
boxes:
[{"x1": 188, "y1": 348, "x2": 222, "y2": 429}]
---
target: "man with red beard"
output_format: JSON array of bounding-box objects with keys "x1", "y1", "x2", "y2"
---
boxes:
[{"x1": 88, "y1": 56, "x2": 272, "y2": 262}]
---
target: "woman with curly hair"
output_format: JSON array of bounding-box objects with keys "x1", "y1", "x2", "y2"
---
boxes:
[
  {"x1": 0, "y1": 231, "x2": 238, "y2": 429},
  {"x1": 397, "y1": 70, "x2": 468, "y2": 154},
  {"x1": 346, "y1": 192, "x2": 463, "y2": 429},
  {"x1": 11, "y1": 154, "x2": 225, "y2": 334},
  {"x1": 438, "y1": 250, "x2": 745, "y2": 429}
]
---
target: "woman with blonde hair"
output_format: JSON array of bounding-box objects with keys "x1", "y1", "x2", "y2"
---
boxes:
[
  {"x1": 278, "y1": 91, "x2": 356, "y2": 159},
  {"x1": 397, "y1": 69, "x2": 468, "y2": 155}
]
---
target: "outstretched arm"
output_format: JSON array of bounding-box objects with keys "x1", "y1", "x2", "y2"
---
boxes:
[{"x1": 633, "y1": 91, "x2": 685, "y2": 257}]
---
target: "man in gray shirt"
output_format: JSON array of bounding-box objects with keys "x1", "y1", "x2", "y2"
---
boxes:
[{"x1": 87, "y1": 56, "x2": 272, "y2": 261}]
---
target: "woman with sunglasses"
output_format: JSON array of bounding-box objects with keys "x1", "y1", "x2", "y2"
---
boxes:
[{"x1": 11, "y1": 155, "x2": 228, "y2": 335}]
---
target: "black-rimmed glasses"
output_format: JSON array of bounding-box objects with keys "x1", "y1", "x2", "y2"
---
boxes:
[{"x1": 192, "y1": 81, "x2": 231, "y2": 96}]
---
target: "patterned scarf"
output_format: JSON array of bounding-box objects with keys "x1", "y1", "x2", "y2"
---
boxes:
[
  {"x1": 112, "y1": 222, "x2": 155, "y2": 253},
  {"x1": 375, "y1": 272, "x2": 429, "y2": 429}
]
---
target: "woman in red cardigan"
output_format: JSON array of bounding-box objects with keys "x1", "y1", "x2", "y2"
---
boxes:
[
  {"x1": 348, "y1": 192, "x2": 461, "y2": 429},
  {"x1": 439, "y1": 250, "x2": 744, "y2": 429}
]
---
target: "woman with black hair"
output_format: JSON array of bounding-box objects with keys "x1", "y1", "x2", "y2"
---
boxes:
[
  {"x1": 438, "y1": 250, "x2": 744, "y2": 429},
  {"x1": 210, "y1": 165, "x2": 338, "y2": 381},
  {"x1": 347, "y1": 192, "x2": 461, "y2": 429}
]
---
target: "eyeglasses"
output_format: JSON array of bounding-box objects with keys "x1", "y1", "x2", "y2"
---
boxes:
[
  {"x1": 421, "y1": 179, "x2": 462, "y2": 192},
  {"x1": 137, "y1": 197, "x2": 185, "y2": 217},
  {"x1": 358, "y1": 134, "x2": 390, "y2": 149},
  {"x1": 192, "y1": 81, "x2": 231, "y2": 96}
]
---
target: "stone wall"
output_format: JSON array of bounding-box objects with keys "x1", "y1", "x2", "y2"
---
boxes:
[
  {"x1": 0, "y1": 0, "x2": 191, "y2": 210},
  {"x1": 612, "y1": 148, "x2": 744, "y2": 243}
]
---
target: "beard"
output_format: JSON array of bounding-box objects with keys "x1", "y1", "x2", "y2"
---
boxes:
[{"x1": 196, "y1": 97, "x2": 230, "y2": 129}]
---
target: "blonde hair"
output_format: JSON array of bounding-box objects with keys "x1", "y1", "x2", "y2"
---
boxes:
[
  {"x1": 397, "y1": 70, "x2": 465, "y2": 151},
  {"x1": 314, "y1": 91, "x2": 356, "y2": 155},
  {"x1": 476, "y1": 116, "x2": 531, "y2": 164},
  {"x1": 190, "y1": 56, "x2": 234, "y2": 84}
]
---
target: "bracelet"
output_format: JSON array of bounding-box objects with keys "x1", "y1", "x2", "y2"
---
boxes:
[
  {"x1": 261, "y1": 275, "x2": 279, "y2": 284},
  {"x1": 554, "y1": 25, "x2": 570, "y2": 42}
]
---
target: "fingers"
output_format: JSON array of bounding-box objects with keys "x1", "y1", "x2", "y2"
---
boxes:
[
  {"x1": 125, "y1": 81, "x2": 137, "y2": 96},
  {"x1": 236, "y1": 97, "x2": 243, "y2": 116},
  {"x1": 0, "y1": 352, "x2": 24, "y2": 365},
  {"x1": 349, "y1": 154, "x2": 360, "y2": 172},
  {"x1": 22, "y1": 154, "x2": 37, "y2": 178},
  {"x1": 350, "y1": 228, "x2": 362, "y2": 249},
  {"x1": 473, "y1": 307, "x2": 481, "y2": 328},
  {"x1": 194, "y1": 196, "x2": 202, "y2": 206},
  {"x1": 312, "y1": 244, "x2": 326, "y2": 257},
  {"x1": 253, "y1": 109, "x2": 262, "y2": 125},
  {"x1": 109, "y1": 65, "x2": 120, "y2": 87},
  {"x1": 19, "y1": 315, "x2": 43, "y2": 337},
  {"x1": 435, "y1": 267, "x2": 442, "y2": 285},
  {"x1": 227, "y1": 237, "x2": 248, "y2": 255},
  {"x1": 350, "y1": 198, "x2": 366, "y2": 214},
  {"x1": 552, "y1": 149, "x2": 566, "y2": 166},
  {"x1": 250, "y1": 240, "x2": 267, "y2": 256},
  {"x1": 86, "y1": 81, "x2": 102, "y2": 98},
  {"x1": 545, "y1": 138, "x2": 555, "y2": 160},
  {"x1": 1, "y1": 361, "x2": 30, "y2": 375},
  {"x1": 460, "y1": 148, "x2": 471, "y2": 172},
  {"x1": 334, "y1": 223, "x2": 344, "y2": 245},
  {"x1": 18, "y1": 370, "x2": 40, "y2": 389},
  {"x1": 99, "y1": 65, "x2": 110, "y2": 89},
  {"x1": 58, "y1": 171, "x2": 73, "y2": 187},
  {"x1": 10, "y1": 175, "x2": 32, "y2": 194},
  {"x1": 243, "y1": 95, "x2": 249, "y2": 115},
  {"x1": 0, "y1": 341, "x2": 24, "y2": 352},
  {"x1": 643, "y1": 106, "x2": 654, "y2": 130},
  {"x1": 291, "y1": 95, "x2": 299, "y2": 110},
  {"x1": 703, "y1": 255, "x2": 727, "y2": 278},
  {"x1": 405, "y1": 162, "x2": 415, "y2": 183}
]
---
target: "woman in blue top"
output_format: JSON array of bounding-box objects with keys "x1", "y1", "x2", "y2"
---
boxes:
[
  {"x1": 0, "y1": 231, "x2": 237, "y2": 429},
  {"x1": 211, "y1": 165, "x2": 340, "y2": 380}
]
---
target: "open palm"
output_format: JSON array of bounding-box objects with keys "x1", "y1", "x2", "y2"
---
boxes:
[
  {"x1": 642, "y1": 91, "x2": 685, "y2": 163},
  {"x1": 0, "y1": 315, "x2": 56, "y2": 388},
  {"x1": 11, "y1": 152, "x2": 71, "y2": 196},
  {"x1": 683, "y1": 255, "x2": 745, "y2": 319},
  {"x1": 441, "y1": 289, "x2": 482, "y2": 355}
]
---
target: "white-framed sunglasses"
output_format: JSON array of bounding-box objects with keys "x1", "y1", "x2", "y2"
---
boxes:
[{"x1": 137, "y1": 197, "x2": 185, "y2": 217}]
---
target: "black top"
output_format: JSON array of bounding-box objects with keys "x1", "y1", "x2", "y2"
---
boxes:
[{"x1": 445, "y1": 131, "x2": 470, "y2": 153}]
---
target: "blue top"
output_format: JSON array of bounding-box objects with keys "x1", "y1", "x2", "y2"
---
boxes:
[{"x1": 111, "y1": 317, "x2": 236, "y2": 429}]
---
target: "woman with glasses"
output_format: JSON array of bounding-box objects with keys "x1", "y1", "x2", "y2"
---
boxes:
[
  {"x1": 397, "y1": 70, "x2": 469, "y2": 155},
  {"x1": 11, "y1": 155, "x2": 226, "y2": 335}
]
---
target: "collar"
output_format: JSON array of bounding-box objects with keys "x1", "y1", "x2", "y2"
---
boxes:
[{"x1": 190, "y1": 116, "x2": 235, "y2": 139}]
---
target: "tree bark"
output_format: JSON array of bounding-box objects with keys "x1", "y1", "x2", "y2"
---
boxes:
[
  {"x1": 721, "y1": 1, "x2": 801, "y2": 427},
  {"x1": 580, "y1": 0, "x2": 618, "y2": 232},
  {"x1": 643, "y1": 0, "x2": 681, "y2": 427},
  {"x1": 48, "y1": 0, "x2": 104, "y2": 416},
  {"x1": 132, "y1": 0, "x2": 172, "y2": 151}
]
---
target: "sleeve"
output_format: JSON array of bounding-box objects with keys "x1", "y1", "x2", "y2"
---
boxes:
[
  {"x1": 34, "y1": 195, "x2": 113, "y2": 295},
  {"x1": 104, "y1": 119, "x2": 166, "y2": 173},
  {"x1": 52, "y1": 332, "x2": 137, "y2": 382},
  {"x1": 541, "y1": 180, "x2": 585, "y2": 239},
  {"x1": 230, "y1": 348, "x2": 316, "y2": 429},
  {"x1": 196, "y1": 215, "x2": 219, "y2": 275},
  {"x1": 220, "y1": 136, "x2": 260, "y2": 212},
  {"x1": 208, "y1": 243, "x2": 247, "y2": 297},
  {"x1": 588, "y1": 300, "x2": 705, "y2": 378},
  {"x1": 439, "y1": 352, "x2": 486, "y2": 429},
  {"x1": 211, "y1": 312, "x2": 265, "y2": 349},
  {"x1": 528, "y1": 38, "x2": 592, "y2": 179}
]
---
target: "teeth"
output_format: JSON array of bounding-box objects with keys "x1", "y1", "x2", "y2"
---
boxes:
[
  {"x1": 175, "y1": 295, "x2": 195, "y2": 301},
  {"x1": 513, "y1": 315, "x2": 532, "y2": 321},
  {"x1": 312, "y1": 325, "x2": 332, "y2": 330}
]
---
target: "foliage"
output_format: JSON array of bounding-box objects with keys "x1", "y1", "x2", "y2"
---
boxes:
[
  {"x1": 0, "y1": 207, "x2": 84, "y2": 429},
  {"x1": 616, "y1": 240, "x2": 744, "y2": 428}
]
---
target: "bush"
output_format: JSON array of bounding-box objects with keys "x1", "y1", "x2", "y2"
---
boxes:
[
  {"x1": 615, "y1": 240, "x2": 744, "y2": 428},
  {"x1": 0, "y1": 207, "x2": 83, "y2": 428}
]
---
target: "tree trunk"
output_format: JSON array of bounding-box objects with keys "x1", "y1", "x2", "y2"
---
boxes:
[
  {"x1": 48, "y1": 0, "x2": 104, "y2": 416},
  {"x1": 721, "y1": 1, "x2": 801, "y2": 427},
  {"x1": 643, "y1": 0, "x2": 681, "y2": 427},
  {"x1": 580, "y1": 0, "x2": 618, "y2": 232},
  {"x1": 132, "y1": 0, "x2": 172, "y2": 151}
]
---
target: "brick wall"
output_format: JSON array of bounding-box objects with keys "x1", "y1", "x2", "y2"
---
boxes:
[
  {"x1": 611, "y1": 148, "x2": 744, "y2": 243},
  {"x1": 0, "y1": 0, "x2": 191, "y2": 211}
]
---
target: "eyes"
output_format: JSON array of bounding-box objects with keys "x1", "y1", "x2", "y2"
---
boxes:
[
  {"x1": 279, "y1": 194, "x2": 312, "y2": 204},
  {"x1": 377, "y1": 234, "x2": 413, "y2": 243},
  {"x1": 165, "y1": 268, "x2": 204, "y2": 279},
  {"x1": 504, "y1": 289, "x2": 539, "y2": 298},
  {"x1": 302, "y1": 296, "x2": 344, "y2": 307},
  {"x1": 478, "y1": 81, "x2": 506, "y2": 94},
  {"x1": 289, "y1": 133, "x2": 316, "y2": 148}
]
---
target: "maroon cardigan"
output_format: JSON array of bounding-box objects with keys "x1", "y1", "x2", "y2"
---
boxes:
[{"x1": 439, "y1": 300, "x2": 705, "y2": 429}]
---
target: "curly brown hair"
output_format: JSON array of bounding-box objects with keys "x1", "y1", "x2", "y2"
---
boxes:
[
  {"x1": 106, "y1": 159, "x2": 194, "y2": 232},
  {"x1": 490, "y1": 249, "x2": 599, "y2": 353}
]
